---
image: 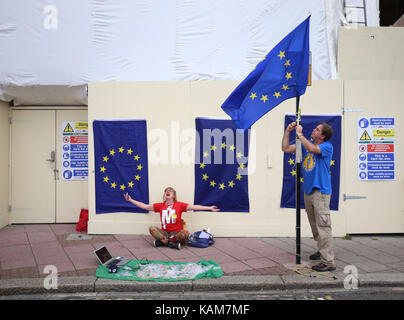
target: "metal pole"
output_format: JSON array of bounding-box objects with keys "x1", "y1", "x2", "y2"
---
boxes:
[{"x1": 295, "y1": 96, "x2": 301, "y2": 265}]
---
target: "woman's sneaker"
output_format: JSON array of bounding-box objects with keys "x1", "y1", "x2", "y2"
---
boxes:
[
  {"x1": 168, "y1": 242, "x2": 181, "y2": 250},
  {"x1": 154, "y1": 240, "x2": 165, "y2": 247},
  {"x1": 309, "y1": 251, "x2": 321, "y2": 260}
]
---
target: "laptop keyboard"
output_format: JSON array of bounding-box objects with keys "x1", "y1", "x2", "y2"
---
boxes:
[{"x1": 108, "y1": 259, "x2": 122, "y2": 266}]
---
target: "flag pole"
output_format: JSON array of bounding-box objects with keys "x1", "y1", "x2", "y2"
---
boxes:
[{"x1": 295, "y1": 96, "x2": 302, "y2": 265}]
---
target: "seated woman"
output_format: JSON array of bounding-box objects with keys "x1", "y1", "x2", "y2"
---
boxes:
[{"x1": 124, "y1": 187, "x2": 219, "y2": 250}]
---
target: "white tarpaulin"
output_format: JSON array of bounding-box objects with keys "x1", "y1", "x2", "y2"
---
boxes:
[{"x1": 0, "y1": 0, "x2": 377, "y2": 105}]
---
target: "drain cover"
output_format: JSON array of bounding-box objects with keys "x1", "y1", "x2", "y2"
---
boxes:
[{"x1": 66, "y1": 233, "x2": 93, "y2": 240}]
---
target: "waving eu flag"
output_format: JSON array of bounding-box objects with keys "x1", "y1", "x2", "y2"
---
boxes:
[
  {"x1": 281, "y1": 114, "x2": 341, "y2": 211},
  {"x1": 194, "y1": 118, "x2": 250, "y2": 212},
  {"x1": 93, "y1": 120, "x2": 149, "y2": 214},
  {"x1": 221, "y1": 16, "x2": 310, "y2": 130}
]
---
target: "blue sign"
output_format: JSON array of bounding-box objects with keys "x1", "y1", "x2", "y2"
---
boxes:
[
  {"x1": 63, "y1": 170, "x2": 72, "y2": 180},
  {"x1": 368, "y1": 172, "x2": 394, "y2": 180},
  {"x1": 370, "y1": 118, "x2": 394, "y2": 126},
  {"x1": 359, "y1": 172, "x2": 367, "y2": 179},
  {"x1": 73, "y1": 169, "x2": 88, "y2": 177},
  {"x1": 358, "y1": 118, "x2": 369, "y2": 129},
  {"x1": 70, "y1": 144, "x2": 88, "y2": 152},
  {"x1": 357, "y1": 117, "x2": 395, "y2": 181},
  {"x1": 70, "y1": 160, "x2": 87, "y2": 168},
  {"x1": 70, "y1": 153, "x2": 88, "y2": 160},
  {"x1": 61, "y1": 121, "x2": 88, "y2": 180},
  {"x1": 367, "y1": 162, "x2": 394, "y2": 171},
  {"x1": 367, "y1": 153, "x2": 394, "y2": 162}
]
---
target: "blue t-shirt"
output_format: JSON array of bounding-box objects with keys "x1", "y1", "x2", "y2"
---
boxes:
[{"x1": 302, "y1": 141, "x2": 333, "y2": 195}]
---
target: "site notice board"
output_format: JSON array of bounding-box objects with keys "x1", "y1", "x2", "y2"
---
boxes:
[
  {"x1": 61, "y1": 121, "x2": 88, "y2": 180},
  {"x1": 357, "y1": 117, "x2": 395, "y2": 181}
]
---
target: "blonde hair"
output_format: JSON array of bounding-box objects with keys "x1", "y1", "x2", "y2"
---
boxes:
[{"x1": 163, "y1": 187, "x2": 177, "y2": 202}]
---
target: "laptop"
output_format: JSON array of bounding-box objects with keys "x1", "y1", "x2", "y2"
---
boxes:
[{"x1": 94, "y1": 246, "x2": 128, "y2": 267}]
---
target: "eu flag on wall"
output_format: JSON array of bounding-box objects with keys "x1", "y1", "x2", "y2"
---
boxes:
[
  {"x1": 221, "y1": 16, "x2": 310, "y2": 130},
  {"x1": 281, "y1": 114, "x2": 341, "y2": 211},
  {"x1": 93, "y1": 120, "x2": 149, "y2": 214},
  {"x1": 194, "y1": 118, "x2": 250, "y2": 212}
]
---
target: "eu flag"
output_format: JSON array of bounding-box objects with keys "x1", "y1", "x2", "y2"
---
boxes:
[
  {"x1": 221, "y1": 16, "x2": 310, "y2": 130},
  {"x1": 194, "y1": 118, "x2": 250, "y2": 212},
  {"x1": 281, "y1": 114, "x2": 341, "y2": 211},
  {"x1": 93, "y1": 120, "x2": 149, "y2": 214}
]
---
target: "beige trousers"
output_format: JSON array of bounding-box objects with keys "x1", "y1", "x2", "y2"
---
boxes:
[{"x1": 304, "y1": 190, "x2": 335, "y2": 267}]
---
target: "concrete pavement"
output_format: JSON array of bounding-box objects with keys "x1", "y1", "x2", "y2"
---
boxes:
[{"x1": 1, "y1": 223, "x2": 404, "y2": 296}]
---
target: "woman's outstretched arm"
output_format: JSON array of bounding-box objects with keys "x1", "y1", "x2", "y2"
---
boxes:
[
  {"x1": 187, "y1": 204, "x2": 220, "y2": 212},
  {"x1": 124, "y1": 193, "x2": 154, "y2": 211}
]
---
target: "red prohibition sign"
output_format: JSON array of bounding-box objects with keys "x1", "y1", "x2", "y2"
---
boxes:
[
  {"x1": 359, "y1": 145, "x2": 366, "y2": 152},
  {"x1": 63, "y1": 136, "x2": 70, "y2": 143}
]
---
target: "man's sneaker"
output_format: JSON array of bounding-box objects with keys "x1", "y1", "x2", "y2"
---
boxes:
[
  {"x1": 154, "y1": 240, "x2": 165, "y2": 247},
  {"x1": 312, "y1": 262, "x2": 336, "y2": 272},
  {"x1": 309, "y1": 251, "x2": 321, "y2": 260},
  {"x1": 168, "y1": 242, "x2": 181, "y2": 250}
]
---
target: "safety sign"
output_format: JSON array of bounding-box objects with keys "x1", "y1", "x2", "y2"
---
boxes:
[
  {"x1": 61, "y1": 121, "x2": 88, "y2": 180},
  {"x1": 357, "y1": 117, "x2": 395, "y2": 180}
]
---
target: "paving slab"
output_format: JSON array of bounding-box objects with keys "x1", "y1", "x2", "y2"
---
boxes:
[{"x1": 66, "y1": 233, "x2": 93, "y2": 241}]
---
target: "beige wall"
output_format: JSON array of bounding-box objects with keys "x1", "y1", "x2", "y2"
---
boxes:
[
  {"x1": 88, "y1": 79, "x2": 404, "y2": 236},
  {"x1": 0, "y1": 101, "x2": 9, "y2": 228},
  {"x1": 338, "y1": 27, "x2": 404, "y2": 80},
  {"x1": 343, "y1": 80, "x2": 404, "y2": 233},
  {"x1": 337, "y1": 26, "x2": 404, "y2": 233},
  {"x1": 88, "y1": 80, "x2": 347, "y2": 237}
]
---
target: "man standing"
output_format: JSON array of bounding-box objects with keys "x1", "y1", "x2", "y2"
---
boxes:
[{"x1": 282, "y1": 121, "x2": 336, "y2": 272}]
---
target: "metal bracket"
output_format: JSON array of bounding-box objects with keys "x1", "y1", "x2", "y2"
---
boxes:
[
  {"x1": 342, "y1": 108, "x2": 365, "y2": 115},
  {"x1": 46, "y1": 151, "x2": 56, "y2": 163},
  {"x1": 53, "y1": 168, "x2": 59, "y2": 180},
  {"x1": 343, "y1": 193, "x2": 367, "y2": 201}
]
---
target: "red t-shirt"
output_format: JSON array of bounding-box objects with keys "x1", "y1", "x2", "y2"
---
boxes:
[{"x1": 153, "y1": 201, "x2": 188, "y2": 232}]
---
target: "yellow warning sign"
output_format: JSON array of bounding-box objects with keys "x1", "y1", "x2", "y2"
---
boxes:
[
  {"x1": 373, "y1": 129, "x2": 395, "y2": 138},
  {"x1": 63, "y1": 123, "x2": 74, "y2": 133},
  {"x1": 360, "y1": 130, "x2": 371, "y2": 141},
  {"x1": 75, "y1": 122, "x2": 88, "y2": 130}
]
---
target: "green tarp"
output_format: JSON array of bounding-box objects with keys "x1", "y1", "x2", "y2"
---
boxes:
[{"x1": 95, "y1": 259, "x2": 223, "y2": 282}]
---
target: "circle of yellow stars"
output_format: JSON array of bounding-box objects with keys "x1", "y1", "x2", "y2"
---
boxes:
[
  {"x1": 249, "y1": 50, "x2": 292, "y2": 104},
  {"x1": 286, "y1": 156, "x2": 336, "y2": 183},
  {"x1": 199, "y1": 142, "x2": 247, "y2": 191},
  {"x1": 99, "y1": 146, "x2": 143, "y2": 191}
]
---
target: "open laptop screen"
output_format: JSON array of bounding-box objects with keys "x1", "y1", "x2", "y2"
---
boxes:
[{"x1": 95, "y1": 246, "x2": 112, "y2": 264}]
